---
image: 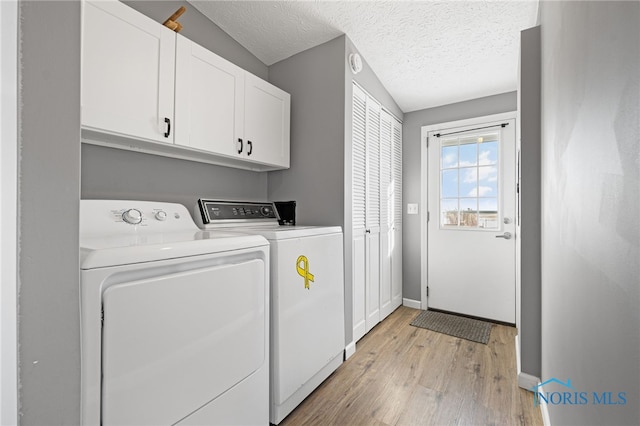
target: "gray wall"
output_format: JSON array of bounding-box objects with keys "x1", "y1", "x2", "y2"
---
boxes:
[
  {"x1": 124, "y1": 0, "x2": 267, "y2": 80},
  {"x1": 82, "y1": 1, "x2": 271, "y2": 210},
  {"x1": 18, "y1": 1, "x2": 82, "y2": 423},
  {"x1": 267, "y1": 36, "x2": 346, "y2": 227},
  {"x1": 540, "y1": 1, "x2": 639, "y2": 424},
  {"x1": 401, "y1": 92, "x2": 517, "y2": 302},
  {"x1": 268, "y1": 35, "x2": 401, "y2": 346},
  {"x1": 519, "y1": 26, "x2": 541, "y2": 379},
  {"x1": 268, "y1": 36, "x2": 348, "y2": 343},
  {"x1": 345, "y1": 37, "x2": 403, "y2": 120},
  {"x1": 81, "y1": 145, "x2": 267, "y2": 207}
]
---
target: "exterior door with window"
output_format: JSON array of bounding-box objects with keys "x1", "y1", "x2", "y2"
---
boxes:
[{"x1": 427, "y1": 119, "x2": 516, "y2": 323}]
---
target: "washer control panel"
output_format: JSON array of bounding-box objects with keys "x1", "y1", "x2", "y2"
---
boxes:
[{"x1": 198, "y1": 200, "x2": 277, "y2": 224}]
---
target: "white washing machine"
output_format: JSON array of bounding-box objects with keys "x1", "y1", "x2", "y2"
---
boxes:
[
  {"x1": 195, "y1": 200, "x2": 345, "y2": 424},
  {"x1": 80, "y1": 200, "x2": 270, "y2": 426}
]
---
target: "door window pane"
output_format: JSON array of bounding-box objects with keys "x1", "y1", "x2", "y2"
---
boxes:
[
  {"x1": 459, "y1": 142, "x2": 477, "y2": 167},
  {"x1": 459, "y1": 198, "x2": 478, "y2": 227},
  {"x1": 479, "y1": 140, "x2": 498, "y2": 165},
  {"x1": 441, "y1": 145, "x2": 458, "y2": 169},
  {"x1": 479, "y1": 198, "x2": 499, "y2": 229},
  {"x1": 441, "y1": 199, "x2": 458, "y2": 227},
  {"x1": 441, "y1": 169, "x2": 458, "y2": 198},
  {"x1": 439, "y1": 131, "x2": 500, "y2": 230}
]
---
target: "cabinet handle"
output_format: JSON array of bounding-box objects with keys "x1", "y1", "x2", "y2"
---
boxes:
[
  {"x1": 238, "y1": 138, "x2": 243, "y2": 154},
  {"x1": 247, "y1": 140, "x2": 253, "y2": 156},
  {"x1": 164, "y1": 117, "x2": 171, "y2": 138}
]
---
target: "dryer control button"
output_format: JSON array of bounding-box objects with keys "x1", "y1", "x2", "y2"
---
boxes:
[
  {"x1": 155, "y1": 210, "x2": 167, "y2": 221},
  {"x1": 122, "y1": 208, "x2": 143, "y2": 224}
]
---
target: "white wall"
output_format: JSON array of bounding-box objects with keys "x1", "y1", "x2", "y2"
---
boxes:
[
  {"x1": 1, "y1": 1, "x2": 18, "y2": 423},
  {"x1": 540, "y1": 1, "x2": 639, "y2": 424}
]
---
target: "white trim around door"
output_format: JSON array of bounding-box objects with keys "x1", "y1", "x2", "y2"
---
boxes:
[{"x1": 1, "y1": 1, "x2": 19, "y2": 424}]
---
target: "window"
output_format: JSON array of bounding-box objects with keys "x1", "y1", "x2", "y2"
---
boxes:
[{"x1": 440, "y1": 132, "x2": 499, "y2": 229}]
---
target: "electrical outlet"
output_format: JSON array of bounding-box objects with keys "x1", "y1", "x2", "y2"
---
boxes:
[{"x1": 407, "y1": 203, "x2": 419, "y2": 215}]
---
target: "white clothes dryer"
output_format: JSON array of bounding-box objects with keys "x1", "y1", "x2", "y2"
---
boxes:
[
  {"x1": 195, "y1": 200, "x2": 345, "y2": 425},
  {"x1": 80, "y1": 200, "x2": 270, "y2": 426}
]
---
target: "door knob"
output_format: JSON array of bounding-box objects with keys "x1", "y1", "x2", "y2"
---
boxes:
[{"x1": 496, "y1": 232, "x2": 512, "y2": 240}]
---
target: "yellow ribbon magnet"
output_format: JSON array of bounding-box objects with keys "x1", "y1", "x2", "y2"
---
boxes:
[{"x1": 296, "y1": 255, "x2": 315, "y2": 289}]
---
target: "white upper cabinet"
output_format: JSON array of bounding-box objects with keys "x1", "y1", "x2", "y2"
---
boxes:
[
  {"x1": 174, "y1": 37, "x2": 290, "y2": 169},
  {"x1": 82, "y1": 0, "x2": 175, "y2": 143},
  {"x1": 243, "y1": 73, "x2": 291, "y2": 168},
  {"x1": 174, "y1": 35, "x2": 244, "y2": 158},
  {"x1": 81, "y1": 0, "x2": 290, "y2": 171}
]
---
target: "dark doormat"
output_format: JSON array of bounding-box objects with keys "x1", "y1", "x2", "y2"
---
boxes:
[{"x1": 410, "y1": 310, "x2": 492, "y2": 344}]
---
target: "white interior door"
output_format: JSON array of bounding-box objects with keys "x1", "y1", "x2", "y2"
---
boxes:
[
  {"x1": 379, "y1": 110, "x2": 393, "y2": 319},
  {"x1": 427, "y1": 119, "x2": 516, "y2": 323},
  {"x1": 365, "y1": 97, "x2": 381, "y2": 331},
  {"x1": 351, "y1": 85, "x2": 367, "y2": 342}
]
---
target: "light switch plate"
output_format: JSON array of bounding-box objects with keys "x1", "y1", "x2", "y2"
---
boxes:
[{"x1": 407, "y1": 203, "x2": 419, "y2": 215}]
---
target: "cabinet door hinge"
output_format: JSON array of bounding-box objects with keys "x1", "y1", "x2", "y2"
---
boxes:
[
  {"x1": 427, "y1": 211, "x2": 430, "y2": 222},
  {"x1": 426, "y1": 286, "x2": 429, "y2": 297},
  {"x1": 426, "y1": 137, "x2": 429, "y2": 148}
]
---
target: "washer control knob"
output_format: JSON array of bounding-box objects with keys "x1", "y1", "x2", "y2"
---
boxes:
[
  {"x1": 260, "y1": 206, "x2": 272, "y2": 216},
  {"x1": 122, "y1": 208, "x2": 143, "y2": 225},
  {"x1": 155, "y1": 210, "x2": 168, "y2": 221}
]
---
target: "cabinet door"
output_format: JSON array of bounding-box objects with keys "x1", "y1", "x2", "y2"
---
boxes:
[
  {"x1": 82, "y1": 1, "x2": 175, "y2": 143},
  {"x1": 174, "y1": 36, "x2": 244, "y2": 157},
  {"x1": 243, "y1": 73, "x2": 290, "y2": 168}
]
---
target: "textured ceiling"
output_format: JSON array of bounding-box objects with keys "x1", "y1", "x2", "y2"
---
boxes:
[{"x1": 189, "y1": 1, "x2": 539, "y2": 113}]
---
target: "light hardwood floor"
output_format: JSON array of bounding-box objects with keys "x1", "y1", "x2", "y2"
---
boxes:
[{"x1": 280, "y1": 306, "x2": 542, "y2": 426}]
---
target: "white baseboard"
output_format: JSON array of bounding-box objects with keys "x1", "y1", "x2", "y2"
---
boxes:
[
  {"x1": 536, "y1": 383, "x2": 551, "y2": 426},
  {"x1": 518, "y1": 372, "x2": 541, "y2": 390},
  {"x1": 402, "y1": 298, "x2": 421, "y2": 310},
  {"x1": 514, "y1": 336, "x2": 548, "y2": 424},
  {"x1": 514, "y1": 334, "x2": 541, "y2": 389},
  {"x1": 344, "y1": 341, "x2": 356, "y2": 360},
  {"x1": 515, "y1": 335, "x2": 521, "y2": 375}
]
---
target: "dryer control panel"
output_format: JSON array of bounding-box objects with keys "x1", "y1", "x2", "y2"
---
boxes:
[
  {"x1": 80, "y1": 200, "x2": 198, "y2": 238},
  {"x1": 198, "y1": 200, "x2": 277, "y2": 225}
]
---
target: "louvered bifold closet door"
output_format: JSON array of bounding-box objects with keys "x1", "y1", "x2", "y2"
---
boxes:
[
  {"x1": 351, "y1": 84, "x2": 368, "y2": 341},
  {"x1": 364, "y1": 95, "x2": 381, "y2": 331},
  {"x1": 391, "y1": 116, "x2": 403, "y2": 309},
  {"x1": 379, "y1": 110, "x2": 393, "y2": 320}
]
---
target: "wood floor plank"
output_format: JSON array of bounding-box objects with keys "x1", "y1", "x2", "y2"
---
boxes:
[{"x1": 279, "y1": 307, "x2": 543, "y2": 426}]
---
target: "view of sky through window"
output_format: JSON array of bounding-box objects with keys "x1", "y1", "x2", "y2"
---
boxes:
[{"x1": 440, "y1": 132, "x2": 499, "y2": 229}]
